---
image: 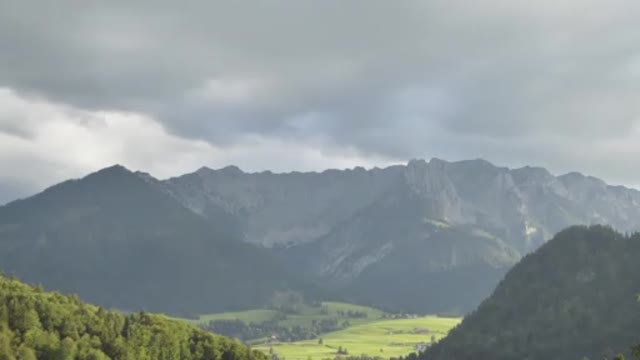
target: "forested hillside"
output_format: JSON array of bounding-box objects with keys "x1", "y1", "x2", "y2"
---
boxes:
[
  {"x1": 421, "y1": 226, "x2": 640, "y2": 360},
  {"x1": 0, "y1": 273, "x2": 267, "y2": 360}
]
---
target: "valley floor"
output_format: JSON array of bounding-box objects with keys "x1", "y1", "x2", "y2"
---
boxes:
[
  {"x1": 177, "y1": 301, "x2": 461, "y2": 360},
  {"x1": 254, "y1": 317, "x2": 461, "y2": 360}
]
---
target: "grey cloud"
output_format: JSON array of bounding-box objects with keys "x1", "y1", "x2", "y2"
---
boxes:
[{"x1": 0, "y1": 0, "x2": 639, "y2": 185}]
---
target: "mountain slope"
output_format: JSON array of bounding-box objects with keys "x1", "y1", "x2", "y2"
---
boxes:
[
  {"x1": 421, "y1": 225, "x2": 640, "y2": 360},
  {"x1": 0, "y1": 165, "x2": 294, "y2": 315},
  {"x1": 162, "y1": 158, "x2": 640, "y2": 312},
  {"x1": 280, "y1": 185, "x2": 517, "y2": 313},
  {"x1": 0, "y1": 273, "x2": 267, "y2": 360}
]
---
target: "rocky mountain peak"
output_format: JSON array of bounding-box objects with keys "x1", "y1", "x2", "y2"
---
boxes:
[
  {"x1": 511, "y1": 166, "x2": 554, "y2": 184},
  {"x1": 195, "y1": 166, "x2": 213, "y2": 174},
  {"x1": 559, "y1": 171, "x2": 607, "y2": 188},
  {"x1": 405, "y1": 158, "x2": 454, "y2": 193}
]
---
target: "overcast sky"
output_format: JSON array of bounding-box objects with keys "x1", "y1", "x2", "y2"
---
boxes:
[{"x1": 0, "y1": 0, "x2": 639, "y2": 204}]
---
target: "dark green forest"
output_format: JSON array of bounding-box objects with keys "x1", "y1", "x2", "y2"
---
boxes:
[
  {"x1": 0, "y1": 273, "x2": 267, "y2": 360},
  {"x1": 420, "y1": 226, "x2": 640, "y2": 360}
]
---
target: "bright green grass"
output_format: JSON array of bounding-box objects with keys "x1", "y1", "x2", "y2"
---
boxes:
[
  {"x1": 255, "y1": 317, "x2": 462, "y2": 360},
  {"x1": 175, "y1": 302, "x2": 460, "y2": 359}
]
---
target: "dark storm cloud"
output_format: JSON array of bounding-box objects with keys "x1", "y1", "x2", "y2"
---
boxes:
[{"x1": 0, "y1": 0, "x2": 639, "y2": 185}]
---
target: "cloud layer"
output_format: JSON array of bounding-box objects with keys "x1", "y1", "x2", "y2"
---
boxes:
[
  {"x1": 0, "y1": 0, "x2": 639, "y2": 202},
  {"x1": 0, "y1": 88, "x2": 386, "y2": 204}
]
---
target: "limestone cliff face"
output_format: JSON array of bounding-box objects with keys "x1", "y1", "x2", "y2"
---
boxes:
[
  {"x1": 162, "y1": 165, "x2": 404, "y2": 246},
  {"x1": 158, "y1": 158, "x2": 640, "y2": 312}
]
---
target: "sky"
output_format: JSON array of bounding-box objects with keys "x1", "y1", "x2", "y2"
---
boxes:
[{"x1": 0, "y1": 0, "x2": 639, "y2": 204}]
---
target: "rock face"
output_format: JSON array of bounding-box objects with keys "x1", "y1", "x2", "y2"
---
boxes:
[
  {"x1": 160, "y1": 158, "x2": 640, "y2": 312},
  {"x1": 162, "y1": 165, "x2": 403, "y2": 246}
]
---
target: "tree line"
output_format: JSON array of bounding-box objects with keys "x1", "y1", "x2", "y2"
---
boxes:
[{"x1": 204, "y1": 317, "x2": 350, "y2": 342}]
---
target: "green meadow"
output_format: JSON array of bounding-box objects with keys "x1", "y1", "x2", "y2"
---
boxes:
[
  {"x1": 177, "y1": 301, "x2": 461, "y2": 360},
  {"x1": 254, "y1": 317, "x2": 461, "y2": 360}
]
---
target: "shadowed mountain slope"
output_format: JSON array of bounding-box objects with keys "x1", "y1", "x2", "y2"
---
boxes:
[{"x1": 0, "y1": 165, "x2": 295, "y2": 315}]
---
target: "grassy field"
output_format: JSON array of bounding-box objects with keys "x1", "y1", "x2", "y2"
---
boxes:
[
  {"x1": 254, "y1": 317, "x2": 462, "y2": 360},
  {"x1": 175, "y1": 301, "x2": 461, "y2": 359}
]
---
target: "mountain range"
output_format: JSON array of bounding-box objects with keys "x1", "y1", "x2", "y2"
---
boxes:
[
  {"x1": 1, "y1": 158, "x2": 640, "y2": 314},
  {"x1": 158, "y1": 158, "x2": 640, "y2": 312}
]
